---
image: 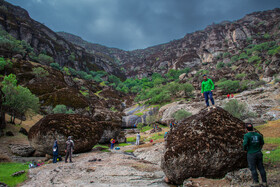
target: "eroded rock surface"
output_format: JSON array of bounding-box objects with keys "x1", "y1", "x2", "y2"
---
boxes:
[
  {"x1": 28, "y1": 114, "x2": 104, "y2": 155},
  {"x1": 161, "y1": 107, "x2": 247, "y2": 184}
]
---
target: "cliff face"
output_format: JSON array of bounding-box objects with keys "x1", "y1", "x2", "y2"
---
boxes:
[
  {"x1": 58, "y1": 9, "x2": 280, "y2": 81},
  {"x1": 0, "y1": 1, "x2": 125, "y2": 79}
]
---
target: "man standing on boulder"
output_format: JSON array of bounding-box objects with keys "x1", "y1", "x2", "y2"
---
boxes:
[
  {"x1": 136, "y1": 132, "x2": 140, "y2": 145},
  {"x1": 201, "y1": 74, "x2": 215, "y2": 111},
  {"x1": 243, "y1": 123, "x2": 267, "y2": 187},
  {"x1": 65, "y1": 136, "x2": 74, "y2": 163}
]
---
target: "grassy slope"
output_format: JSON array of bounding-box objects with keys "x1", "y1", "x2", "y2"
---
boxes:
[{"x1": 0, "y1": 163, "x2": 29, "y2": 187}]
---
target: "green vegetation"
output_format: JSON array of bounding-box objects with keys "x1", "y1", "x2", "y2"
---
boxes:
[
  {"x1": 146, "y1": 132, "x2": 165, "y2": 142},
  {"x1": 37, "y1": 54, "x2": 54, "y2": 64},
  {"x1": 0, "y1": 162, "x2": 29, "y2": 187},
  {"x1": 217, "y1": 80, "x2": 241, "y2": 93},
  {"x1": 235, "y1": 73, "x2": 246, "y2": 80},
  {"x1": 248, "y1": 55, "x2": 261, "y2": 63},
  {"x1": 223, "y1": 99, "x2": 256, "y2": 120},
  {"x1": 216, "y1": 62, "x2": 225, "y2": 69},
  {"x1": 124, "y1": 150, "x2": 134, "y2": 153},
  {"x1": 32, "y1": 67, "x2": 49, "y2": 78},
  {"x1": 2, "y1": 74, "x2": 39, "y2": 124},
  {"x1": 137, "y1": 123, "x2": 144, "y2": 131},
  {"x1": 127, "y1": 137, "x2": 136, "y2": 142},
  {"x1": 52, "y1": 104, "x2": 74, "y2": 114},
  {"x1": 50, "y1": 63, "x2": 61, "y2": 70},
  {"x1": 172, "y1": 109, "x2": 192, "y2": 121},
  {"x1": 135, "y1": 112, "x2": 144, "y2": 116},
  {"x1": 223, "y1": 52, "x2": 230, "y2": 58},
  {"x1": 93, "y1": 144, "x2": 109, "y2": 149},
  {"x1": 117, "y1": 143, "x2": 130, "y2": 147},
  {"x1": 0, "y1": 57, "x2": 12, "y2": 73}
]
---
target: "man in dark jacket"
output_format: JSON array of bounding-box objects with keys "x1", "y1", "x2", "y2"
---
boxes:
[
  {"x1": 201, "y1": 74, "x2": 215, "y2": 110},
  {"x1": 65, "y1": 136, "x2": 74, "y2": 163},
  {"x1": 53, "y1": 140, "x2": 58, "y2": 163},
  {"x1": 243, "y1": 123, "x2": 267, "y2": 187}
]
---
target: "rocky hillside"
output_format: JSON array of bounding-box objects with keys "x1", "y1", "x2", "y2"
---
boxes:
[
  {"x1": 0, "y1": 1, "x2": 125, "y2": 79},
  {"x1": 59, "y1": 8, "x2": 280, "y2": 82}
]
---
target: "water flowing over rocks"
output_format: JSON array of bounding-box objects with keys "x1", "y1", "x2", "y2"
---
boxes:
[{"x1": 161, "y1": 107, "x2": 248, "y2": 184}]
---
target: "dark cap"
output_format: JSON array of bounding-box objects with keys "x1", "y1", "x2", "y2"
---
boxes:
[
  {"x1": 245, "y1": 123, "x2": 253, "y2": 131},
  {"x1": 203, "y1": 74, "x2": 207, "y2": 77}
]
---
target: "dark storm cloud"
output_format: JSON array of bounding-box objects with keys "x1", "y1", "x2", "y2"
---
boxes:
[{"x1": 6, "y1": 0, "x2": 280, "y2": 50}]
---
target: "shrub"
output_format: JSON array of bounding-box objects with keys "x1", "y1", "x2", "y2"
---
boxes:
[
  {"x1": 68, "y1": 53, "x2": 75, "y2": 62},
  {"x1": 223, "y1": 99, "x2": 256, "y2": 120},
  {"x1": 217, "y1": 80, "x2": 240, "y2": 93},
  {"x1": 172, "y1": 109, "x2": 192, "y2": 121},
  {"x1": 181, "y1": 83, "x2": 194, "y2": 97},
  {"x1": 248, "y1": 55, "x2": 261, "y2": 63},
  {"x1": 216, "y1": 62, "x2": 225, "y2": 69},
  {"x1": 223, "y1": 52, "x2": 230, "y2": 58},
  {"x1": 137, "y1": 123, "x2": 144, "y2": 131},
  {"x1": 32, "y1": 67, "x2": 49, "y2": 78},
  {"x1": 52, "y1": 104, "x2": 74, "y2": 114},
  {"x1": 231, "y1": 55, "x2": 239, "y2": 63},
  {"x1": 146, "y1": 115, "x2": 157, "y2": 125},
  {"x1": 268, "y1": 46, "x2": 280, "y2": 56},
  {"x1": 50, "y1": 63, "x2": 61, "y2": 70},
  {"x1": 235, "y1": 73, "x2": 246, "y2": 80},
  {"x1": 38, "y1": 54, "x2": 53, "y2": 64},
  {"x1": 0, "y1": 57, "x2": 12, "y2": 71},
  {"x1": 238, "y1": 52, "x2": 249, "y2": 60}
]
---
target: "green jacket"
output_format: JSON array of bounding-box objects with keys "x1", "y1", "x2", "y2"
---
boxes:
[
  {"x1": 243, "y1": 132, "x2": 264, "y2": 154},
  {"x1": 201, "y1": 78, "x2": 215, "y2": 93}
]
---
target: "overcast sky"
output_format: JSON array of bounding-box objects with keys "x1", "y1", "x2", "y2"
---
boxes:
[{"x1": 6, "y1": 0, "x2": 280, "y2": 50}]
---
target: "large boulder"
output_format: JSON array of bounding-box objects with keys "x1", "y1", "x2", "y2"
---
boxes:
[
  {"x1": 28, "y1": 114, "x2": 104, "y2": 156},
  {"x1": 161, "y1": 107, "x2": 247, "y2": 184}
]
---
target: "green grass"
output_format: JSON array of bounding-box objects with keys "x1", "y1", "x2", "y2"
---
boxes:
[
  {"x1": 124, "y1": 150, "x2": 134, "y2": 153},
  {"x1": 93, "y1": 144, "x2": 109, "y2": 149},
  {"x1": 145, "y1": 132, "x2": 165, "y2": 142},
  {"x1": 262, "y1": 137, "x2": 280, "y2": 164},
  {"x1": 140, "y1": 125, "x2": 153, "y2": 132},
  {"x1": 135, "y1": 112, "x2": 144, "y2": 116},
  {"x1": 127, "y1": 137, "x2": 136, "y2": 142},
  {"x1": 117, "y1": 143, "x2": 130, "y2": 147},
  {"x1": 0, "y1": 163, "x2": 29, "y2": 187}
]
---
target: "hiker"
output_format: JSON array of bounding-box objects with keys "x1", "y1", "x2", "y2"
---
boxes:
[
  {"x1": 243, "y1": 123, "x2": 267, "y2": 187},
  {"x1": 164, "y1": 132, "x2": 168, "y2": 140},
  {"x1": 201, "y1": 74, "x2": 215, "y2": 110},
  {"x1": 227, "y1": 93, "x2": 230, "y2": 99},
  {"x1": 53, "y1": 140, "x2": 58, "y2": 163},
  {"x1": 65, "y1": 136, "x2": 74, "y2": 163},
  {"x1": 136, "y1": 132, "x2": 140, "y2": 145},
  {"x1": 169, "y1": 122, "x2": 173, "y2": 129},
  {"x1": 231, "y1": 93, "x2": 234, "y2": 98},
  {"x1": 150, "y1": 139, "x2": 153, "y2": 143},
  {"x1": 110, "y1": 138, "x2": 116, "y2": 149}
]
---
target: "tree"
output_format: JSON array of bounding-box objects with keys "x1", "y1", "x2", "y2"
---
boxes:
[
  {"x1": 2, "y1": 74, "x2": 39, "y2": 124},
  {"x1": 172, "y1": 109, "x2": 192, "y2": 121},
  {"x1": 32, "y1": 67, "x2": 49, "y2": 78},
  {"x1": 53, "y1": 104, "x2": 74, "y2": 114},
  {"x1": 0, "y1": 57, "x2": 12, "y2": 75}
]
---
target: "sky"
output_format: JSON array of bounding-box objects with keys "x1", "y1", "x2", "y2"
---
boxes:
[{"x1": 6, "y1": 0, "x2": 280, "y2": 51}]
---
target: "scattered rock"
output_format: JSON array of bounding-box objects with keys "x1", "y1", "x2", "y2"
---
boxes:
[
  {"x1": 6, "y1": 131, "x2": 14, "y2": 136},
  {"x1": 11, "y1": 170, "x2": 25, "y2": 177},
  {"x1": 0, "y1": 182, "x2": 8, "y2": 187},
  {"x1": 28, "y1": 114, "x2": 104, "y2": 155},
  {"x1": 12, "y1": 54, "x2": 23, "y2": 60},
  {"x1": 9, "y1": 144, "x2": 35, "y2": 157},
  {"x1": 19, "y1": 127, "x2": 28, "y2": 136},
  {"x1": 161, "y1": 107, "x2": 248, "y2": 184},
  {"x1": 225, "y1": 168, "x2": 251, "y2": 185}
]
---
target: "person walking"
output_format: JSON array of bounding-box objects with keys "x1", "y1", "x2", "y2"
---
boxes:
[
  {"x1": 65, "y1": 136, "x2": 74, "y2": 163},
  {"x1": 136, "y1": 132, "x2": 140, "y2": 145},
  {"x1": 243, "y1": 123, "x2": 267, "y2": 187},
  {"x1": 201, "y1": 74, "x2": 215, "y2": 111},
  {"x1": 53, "y1": 140, "x2": 58, "y2": 163},
  {"x1": 227, "y1": 93, "x2": 230, "y2": 99},
  {"x1": 110, "y1": 138, "x2": 116, "y2": 149}
]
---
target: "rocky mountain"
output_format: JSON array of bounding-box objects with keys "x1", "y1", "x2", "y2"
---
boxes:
[
  {"x1": 0, "y1": 1, "x2": 125, "y2": 79},
  {"x1": 59, "y1": 8, "x2": 280, "y2": 82}
]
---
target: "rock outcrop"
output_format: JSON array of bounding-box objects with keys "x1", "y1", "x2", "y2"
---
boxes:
[
  {"x1": 28, "y1": 114, "x2": 104, "y2": 156},
  {"x1": 161, "y1": 107, "x2": 247, "y2": 184},
  {"x1": 9, "y1": 144, "x2": 35, "y2": 157}
]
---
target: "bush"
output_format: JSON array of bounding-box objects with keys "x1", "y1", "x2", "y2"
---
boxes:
[
  {"x1": 32, "y1": 67, "x2": 49, "y2": 78},
  {"x1": 231, "y1": 55, "x2": 239, "y2": 63},
  {"x1": 248, "y1": 55, "x2": 261, "y2": 63},
  {"x1": 217, "y1": 80, "x2": 240, "y2": 93},
  {"x1": 38, "y1": 54, "x2": 53, "y2": 64},
  {"x1": 0, "y1": 57, "x2": 12, "y2": 71},
  {"x1": 52, "y1": 104, "x2": 74, "y2": 114},
  {"x1": 216, "y1": 62, "x2": 225, "y2": 69},
  {"x1": 172, "y1": 109, "x2": 192, "y2": 121},
  {"x1": 238, "y1": 52, "x2": 249, "y2": 60},
  {"x1": 268, "y1": 46, "x2": 280, "y2": 56},
  {"x1": 223, "y1": 52, "x2": 230, "y2": 58},
  {"x1": 50, "y1": 63, "x2": 61, "y2": 70},
  {"x1": 235, "y1": 73, "x2": 246, "y2": 80},
  {"x1": 181, "y1": 83, "x2": 194, "y2": 97},
  {"x1": 223, "y1": 99, "x2": 256, "y2": 120}
]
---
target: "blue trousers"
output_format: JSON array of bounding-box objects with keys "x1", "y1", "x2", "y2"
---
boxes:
[
  {"x1": 247, "y1": 151, "x2": 267, "y2": 183},
  {"x1": 53, "y1": 155, "x2": 58, "y2": 163},
  {"x1": 111, "y1": 143, "x2": 114, "y2": 149},
  {"x1": 204, "y1": 91, "x2": 215, "y2": 107}
]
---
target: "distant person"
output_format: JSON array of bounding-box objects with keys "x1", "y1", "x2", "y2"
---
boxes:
[
  {"x1": 65, "y1": 136, "x2": 74, "y2": 163},
  {"x1": 231, "y1": 93, "x2": 234, "y2": 98},
  {"x1": 169, "y1": 122, "x2": 173, "y2": 129},
  {"x1": 227, "y1": 93, "x2": 230, "y2": 99},
  {"x1": 110, "y1": 138, "x2": 116, "y2": 149},
  {"x1": 243, "y1": 123, "x2": 267, "y2": 187},
  {"x1": 150, "y1": 139, "x2": 153, "y2": 143},
  {"x1": 201, "y1": 74, "x2": 215, "y2": 110},
  {"x1": 136, "y1": 133, "x2": 140, "y2": 145},
  {"x1": 53, "y1": 140, "x2": 58, "y2": 163},
  {"x1": 164, "y1": 132, "x2": 168, "y2": 140}
]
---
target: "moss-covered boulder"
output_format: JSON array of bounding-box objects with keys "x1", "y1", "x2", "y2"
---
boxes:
[
  {"x1": 28, "y1": 114, "x2": 104, "y2": 155},
  {"x1": 161, "y1": 107, "x2": 247, "y2": 184}
]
